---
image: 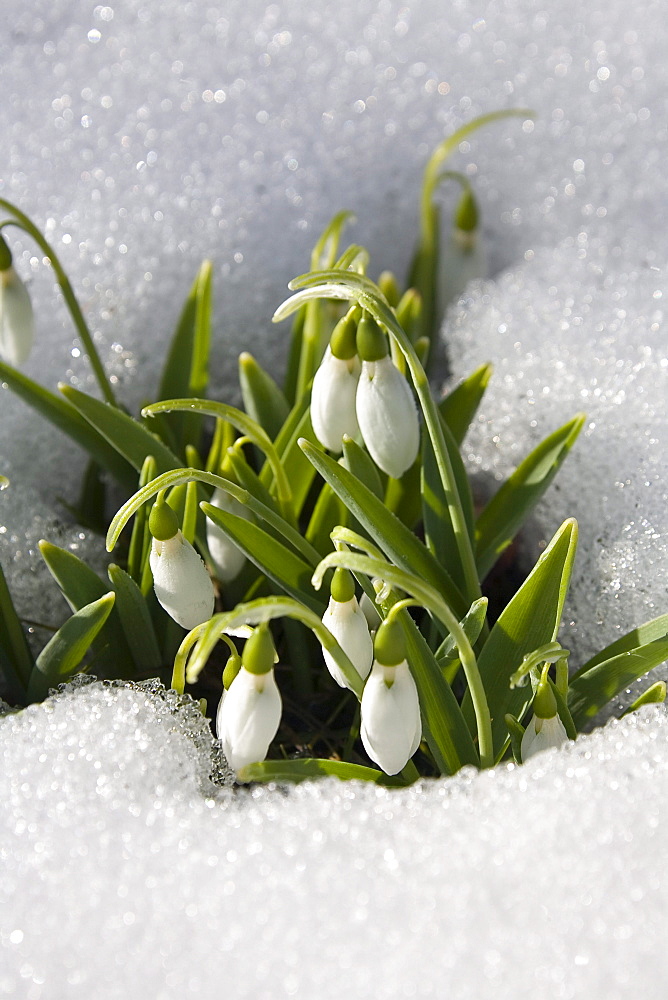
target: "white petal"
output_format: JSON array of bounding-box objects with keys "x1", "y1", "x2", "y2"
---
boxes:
[
  {"x1": 149, "y1": 531, "x2": 215, "y2": 630},
  {"x1": 356, "y1": 357, "x2": 419, "y2": 478},
  {"x1": 360, "y1": 659, "x2": 422, "y2": 775},
  {"x1": 206, "y1": 487, "x2": 251, "y2": 582},
  {"x1": 521, "y1": 713, "x2": 569, "y2": 762},
  {"x1": 310, "y1": 347, "x2": 360, "y2": 453},
  {"x1": 216, "y1": 666, "x2": 282, "y2": 772},
  {"x1": 0, "y1": 266, "x2": 34, "y2": 366},
  {"x1": 321, "y1": 596, "x2": 373, "y2": 689}
]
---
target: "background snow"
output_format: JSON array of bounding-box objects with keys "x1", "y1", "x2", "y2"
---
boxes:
[
  {"x1": 2, "y1": 2, "x2": 668, "y2": 994},
  {"x1": 2, "y1": 679, "x2": 667, "y2": 999}
]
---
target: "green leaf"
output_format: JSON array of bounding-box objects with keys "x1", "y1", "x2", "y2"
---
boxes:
[
  {"x1": 261, "y1": 395, "x2": 317, "y2": 518},
  {"x1": 475, "y1": 414, "x2": 585, "y2": 579},
  {"x1": 305, "y1": 483, "x2": 347, "y2": 557},
  {"x1": 402, "y1": 612, "x2": 479, "y2": 774},
  {"x1": 622, "y1": 681, "x2": 666, "y2": 716},
  {"x1": 341, "y1": 436, "x2": 384, "y2": 500},
  {"x1": 568, "y1": 633, "x2": 668, "y2": 728},
  {"x1": 27, "y1": 592, "x2": 116, "y2": 700},
  {"x1": 436, "y1": 597, "x2": 489, "y2": 685},
  {"x1": 157, "y1": 261, "x2": 213, "y2": 451},
  {"x1": 0, "y1": 361, "x2": 136, "y2": 490},
  {"x1": 200, "y1": 504, "x2": 324, "y2": 614},
  {"x1": 239, "y1": 352, "x2": 290, "y2": 441},
  {"x1": 571, "y1": 612, "x2": 668, "y2": 679},
  {"x1": 0, "y1": 561, "x2": 33, "y2": 702},
  {"x1": 504, "y1": 714, "x2": 525, "y2": 764},
  {"x1": 59, "y1": 384, "x2": 182, "y2": 477},
  {"x1": 107, "y1": 565, "x2": 162, "y2": 673},
  {"x1": 462, "y1": 518, "x2": 578, "y2": 754},
  {"x1": 38, "y1": 540, "x2": 135, "y2": 679},
  {"x1": 238, "y1": 758, "x2": 410, "y2": 786},
  {"x1": 439, "y1": 363, "x2": 493, "y2": 447},
  {"x1": 127, "y1": 456, "x2": 157, "y2": 583},
  {"x1": 421, "y1": 417, "x2": 475, "y2": 589},
  {"x1": 301, "y1": 439, "x2": 468, "y2": 618}
]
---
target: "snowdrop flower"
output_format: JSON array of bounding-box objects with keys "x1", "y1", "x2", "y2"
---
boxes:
[
  {"x1": 321, "y1": 568, "x2": 373, "y2": 690},
  {"x1": 360, "y1": 618, "x2": 421, "y2": 775},
  {"x1": 355, "y1": 313, "x2": 419, "y2": 479},
  {"x1": 439, "y1": 185, "x2": 486, "y2": 316},
  {"x1": 521, "y1": 670, "x2": 569, "y2": 762},
  {"x1": 148, "y1": 494, "x2": 215, "y2": 630},
  {"x1": 206, "y1": 486, "x2": 251, "y2": 583},
  {"x1": 310, "y1": 311, "x2": 360, "y2": 454},
  {"x1": 217, "y1": 623, "x2": 282, "y2": 774},
  {"x1": 0, "y1": 235, "x2": 34, "y2": 366}
]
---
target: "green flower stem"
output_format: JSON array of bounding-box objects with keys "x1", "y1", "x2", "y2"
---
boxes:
[
  {"x1": 106, "y1": 467, "x2": 321, "y2": 569},
  {"x1": 141, "y1": 398, "x2": 293, "y2": 521},
  {"x1": 312, "y1": 549, "x2": 494, "y2": 769},
  {"x1": 178, "y1": 596, "x2": 365, "y2": 697},
  {"x1": 275, "y1": 273, "x2": 482, "y2": 607},
  {"x1": 0, "y1": 200, "x2": 117, "y2": 406}
]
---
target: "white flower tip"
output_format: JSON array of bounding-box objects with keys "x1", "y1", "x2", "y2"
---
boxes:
[{"x1": 0, "y1": 266, "x2": 34, "y2": 366}]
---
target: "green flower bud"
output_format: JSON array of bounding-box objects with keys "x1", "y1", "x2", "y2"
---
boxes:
[
  {"x1": 242, "y1": 623, "x2": 276, "y2": 676},
  {"x1": 223, "y1": 653, "x2": 242, "y2": 690},
  {"x1": 329, "y1": 311, "x2": 358, "y2": 361},
  {"x1": 455, "y1": 186, "x2": 479, "y2": 233},
  {"x1": 533, "y1": 672, "x2": 558, "y2": 719},
  {"x1": 330, "y1": 567, "x2": 355, "y2": 603},
  {"x1": 373, "y1": 617, "x2": 406, "y2": 667},
  {"x1": 356, "y1": 313, "x2": 388, "y2": 362},
  {"x1": 0, "y1": 233, "x2": 13, "y2": 272},
  {"x1": 148, "y1": 494, "x2": 179, "y2": 541}
]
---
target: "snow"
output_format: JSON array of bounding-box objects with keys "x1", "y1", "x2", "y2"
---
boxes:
[
  {"x1": 2, "y1": 1, "x2": 668, "y2": 994},
  {"x1": 1, "y1": 677, "x2": 667, "y2": 1000}
]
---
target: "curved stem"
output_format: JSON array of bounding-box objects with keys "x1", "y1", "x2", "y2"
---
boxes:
[{"x1": 0, "y1": 200, "x2": 116, "y2": 406}]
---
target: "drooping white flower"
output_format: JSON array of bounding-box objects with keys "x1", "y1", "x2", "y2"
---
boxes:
[
  {"x1": 520, "y1": 712, "x2": 569, "y2": 762},
  {"x1": 206, "y1": 487, "x2": 251, "y2": 583},
  {"x1": 216, "y1": 624, "x2": 282, "y2": 774},
  {"x1": 354, "y1": 311, "x2": 420, "y2": 480},
  {"x1": 361, "y1": 659, "x2": 422, "y2": 775},
  {"x1": 0, "y1": 265, "x2": 34, "y2": 366},
  {"x1": 520, "y1": 666, "x2": 569, "y2": 762},
  {"x1": 359, "y1": 617, "x2": 421, "y2": 775},
  {"x1": 310, "y1": 345, "x2": 361, "y2": 453},
  {"x1": 321, "y1": 590, "x2": 373, "y2": 691},
  {"x1": 149, "y1": 531, "x2": 215, "y2": 630}
]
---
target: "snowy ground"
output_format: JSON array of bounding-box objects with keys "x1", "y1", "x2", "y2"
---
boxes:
[{"x1": 2, "y1": 1, "x2": 668, "y2": 995}]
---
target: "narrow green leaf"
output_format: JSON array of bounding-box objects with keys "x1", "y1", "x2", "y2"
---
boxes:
[
  {"x1": 238, "y1": 758, "x2": 409, "y2": 786},
  {"x1": 127, "y1": 456, "x2": 157, "y2": 583},
  {"x1": 623, "y1": 681, "x2": 666, "y2": 716},
  {"x1": 422, "y1": 417, "x2": 475, "y2": 588},
  {"x1": 462, "y1": 518, "x2": 578, "y2": 754},
  {"x1": 568, "y1": 634, "x2": 668, "y2": 728},
  {"x1": 157, "y1": 260, "x2": 213, "y2": 451},
  {"x1": 60, "y1": 384, "x2": 182, "y2": 476},
  {"x1": 108, "y1": 565, "x2": 162, "y2": 673},
  {"x1": 402, "y1": 612, "x2": 479, "y2": 774},
  {"x1": 261, "y1": 397, "x2": 317, "y2": 518},
  {"x1": 38, "y1": 540, "x2": 135, "y2": 678},
  {"x1": 571, "y1": 612, "x2": 668, "y2": 679},
  {"x1": 436, "y1": 597, "x2": 488, "y2": 685},
  {"x1": 341, "y1": 436, "x2": 384, "y2": 500},
  {"x1": 0, "y1": 562, "x2": 33, "y2": 700},
  {"x1": 0, "y1": 362, "x2": 136, "y2": 490},
  {"x1": 27, "y1": 592, "x2": 116, "y2": 700},
  {"x1": 438, "y1": 363, "x2": 493, "y2": 447},
  {"x1": 301, "y1": 439, "x2": 468, "y2": 618},
  {"x1": 305, "y1": 483, "x2": 347, "y2": 557},
  {"x1": 239, "y1": 352, "x2": 290, "y2": 441},
  {"x1": 475, "y1": 414, "x2": 585, "y2": 579},
  {"x1": 504, "y1": 714, "x2": 525, "y2": 764},
  {"x1": 200, "y1": 504, "x2": 324, "y2": 614}
]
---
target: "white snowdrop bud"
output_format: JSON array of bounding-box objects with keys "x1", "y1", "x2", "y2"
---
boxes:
[
  {"x1": 216, "y1": 624, "x2": 282, "y2": 773},
  {"x1": 206, "y1": 487, "x2": 251, "y2": 583},
  {"x1": 360, "y1": 618, "x2": 421, "y2": 775},
  {"x1": 520, "y1": 670, "x2": 569, "y2": 762},
  {"x1": 321, "y1": 569, "x2": 373, "y2": 690},
  {"x1": 355, "y1": 314, "x2": 419, "y2": 479},
  {"x1": 310, "y1": 346, "x2": 361, "y2": 453},
  {"x1": 0, "y1": 258, "x2": 35, "y2": 367},
  {"x1": 148, "y1": 495, "x2": 215, "y2": 630},
  {"x1": 439, "y1": 185, "x2": 486, "y2": 315}
]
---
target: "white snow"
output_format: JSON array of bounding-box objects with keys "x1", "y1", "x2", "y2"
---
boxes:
[
  {"x1": 2, "y1": 1, "x2": 668, "y2": 994},
  {"x1": 1, "y1": 677, "x2": 667, "y2": 1000}
]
